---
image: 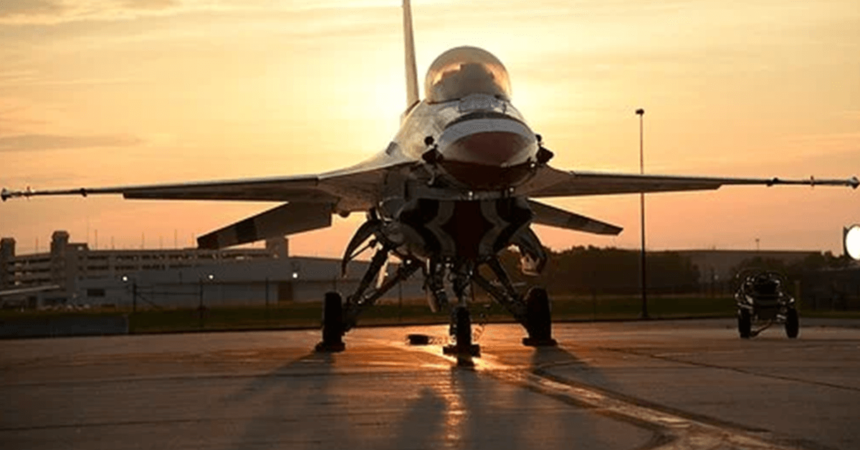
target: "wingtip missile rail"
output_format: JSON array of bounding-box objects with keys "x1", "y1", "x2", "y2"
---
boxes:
[
  {"x1": 1, "y1": 187, "x2": 31, "y2": 201},
  {"x1": 1, "y1": 186, "x2": 92, "y2": 202},
  {"x1": 762, "y1": 176, "x2": 859, "y2": 188}
]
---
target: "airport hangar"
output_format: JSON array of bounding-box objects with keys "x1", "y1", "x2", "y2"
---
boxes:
[{"x1": 0, "y1": 231, "x2": 426, "y2": 309}]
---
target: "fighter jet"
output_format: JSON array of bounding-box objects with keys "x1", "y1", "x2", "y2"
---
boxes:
[{"x1": 3, "y1": 0, "x2": 857, "y2": 354}]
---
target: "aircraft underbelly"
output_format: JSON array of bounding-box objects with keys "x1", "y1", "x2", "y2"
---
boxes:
[{"x1": 398, "y1": 197, "x2": 532, "y2": 260}]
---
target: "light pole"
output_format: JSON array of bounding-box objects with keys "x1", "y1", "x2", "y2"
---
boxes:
[
  {"x1": 122, "y1": 275, "x2": 137, "y2": 314},
  {"x1": 198, "y1": 274, "x2": 213, "y2": 326},
  {"x1": 636, "y1": 108, "x2": 649, "y2": 320}
]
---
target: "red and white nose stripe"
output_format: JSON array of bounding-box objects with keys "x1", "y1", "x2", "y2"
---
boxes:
[{"x1": 438, "y1": 117, "x2": 536, "y2": 167}]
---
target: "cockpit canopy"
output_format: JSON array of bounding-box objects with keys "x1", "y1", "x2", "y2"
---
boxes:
[{"x1": 424, "y1": 46, "x2": 512, "y2": 104}]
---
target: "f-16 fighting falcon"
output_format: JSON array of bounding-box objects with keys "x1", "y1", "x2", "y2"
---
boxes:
[{"x1": 3, "y1": 0, "x2": 857, "y2": 355}]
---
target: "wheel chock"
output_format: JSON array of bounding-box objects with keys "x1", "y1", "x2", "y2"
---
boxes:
[
  {"x1": 522, "y1": 337, "x2": 557, "y2": 347},
  {"x1": 407, "y1": 334, "x2": 431, "y2": 346},
  {"x1": 443, "y1": 343, "x2": 481, "y2": 357},
  {"x1": 314, "y1": 341, "x2": 346, "y2": 353}
]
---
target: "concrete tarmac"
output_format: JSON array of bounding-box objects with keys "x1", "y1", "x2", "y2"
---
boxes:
[{"x1": 1, "y1": 319, "x2": 859, "y2": 450}]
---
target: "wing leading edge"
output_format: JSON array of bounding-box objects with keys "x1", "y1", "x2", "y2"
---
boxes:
[
  {"x1": 1, "y1": 157, "x2": 415, "y2": 214},
  {"x1": 517, "y1": 166, "x2": 859, "y2": 198}
]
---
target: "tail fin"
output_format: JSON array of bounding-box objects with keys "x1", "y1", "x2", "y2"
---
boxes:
[{"x1": 403, "y1": 0, "x2": 419, "y2": 111}]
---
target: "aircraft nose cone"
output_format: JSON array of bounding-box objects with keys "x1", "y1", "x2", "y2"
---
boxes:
[
  {"x1": 439, "y1": 116, "x2": 536, "y2": 167},
  {"x1": 436, "y1": 115, "x2": 537, "y2": 189},
  {"x1": 452, "y1": 131, "x2": 527, "y2": 166}
]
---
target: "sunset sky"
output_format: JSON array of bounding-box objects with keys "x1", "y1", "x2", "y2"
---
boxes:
[{"x1": 1, "y1": 0, "x2": 858, "y2": 257}]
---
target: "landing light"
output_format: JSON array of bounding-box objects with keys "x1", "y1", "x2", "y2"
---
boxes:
[{"x1": 845, "y1": 225, "x2": 860, "y2": 260}]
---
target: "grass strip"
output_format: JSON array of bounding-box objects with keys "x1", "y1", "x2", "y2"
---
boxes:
[{"x1": 5, "y1": 295, "x2": 857, "y2": 336}]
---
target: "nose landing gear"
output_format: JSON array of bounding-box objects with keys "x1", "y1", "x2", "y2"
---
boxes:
[
  {"x1": 442, "y1": 264, "x2": 481, "y2": 362},
  {"x1": 443, "y1": 305, "x2": 481, "y2": 361}
]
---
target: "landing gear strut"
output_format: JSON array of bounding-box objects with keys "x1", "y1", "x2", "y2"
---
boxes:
[
  {"x1": 471, "y1": 256, "x2": 557, "y2": 347},
  {"x1": 315, "y1": 244, "x2": 421, "y2": 352},
  {"x1": 316, "y1": 250, "x2": 557, "y2": 353},
  {"x1": 442, "y1": 263, "x2": 482, "y2": 358}
]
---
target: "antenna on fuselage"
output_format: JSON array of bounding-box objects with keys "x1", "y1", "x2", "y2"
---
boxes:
[{"x1": 403, "y1": 0, "x2": 420, "y2": 111}]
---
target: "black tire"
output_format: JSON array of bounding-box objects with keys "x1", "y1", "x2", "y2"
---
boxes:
[
  {"x1": 407, "y1": 334, "x2": 431, "y2": 346},
  {"x1": 321, "y1": 292, "x2": 344, "y2": 345},
  {"x1": 738, "y1": 308, "x2": 752, "y2": 339},
  {"x1": 785, "y1": 308, "x2": 799, "y2": 339},
  {"x1": 525, "y1": 287, "x2": 552, "y2": 341},
  {"x1": 455, "y1": 306, "x2": 472, "y2": 348}
]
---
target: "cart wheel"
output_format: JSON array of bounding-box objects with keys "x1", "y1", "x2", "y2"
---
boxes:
[
  {"x1": 785, "y1": 308, "x2": 799, "y2": 339},
  {"x1": 738, "y1": 309, "x2": 752, "y2": 339}
]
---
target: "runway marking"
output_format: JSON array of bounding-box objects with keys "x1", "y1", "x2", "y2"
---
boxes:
[{"x1": 393, "y1": 339, "x2": 804, "y2": 450}]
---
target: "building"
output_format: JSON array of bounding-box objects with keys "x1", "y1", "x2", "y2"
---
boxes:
[
  {"x1": 1, "y1": 231, "x2": 425, "y2": 309},
  {"x1": 5, "y1": 231, "x2": 849, "y2": 310}
]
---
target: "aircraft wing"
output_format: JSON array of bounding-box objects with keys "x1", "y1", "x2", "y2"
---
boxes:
[
  {"x1": 1, "y1": 157, "x2": 414, "y2": 213},
  {"x1": 518, "y1": 166, "x2": 859, "y2": 198}
]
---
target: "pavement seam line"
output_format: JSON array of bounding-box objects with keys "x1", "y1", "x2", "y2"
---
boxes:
[
  {"x1": 605, "y1": 347, "x2": 860, "y2": 394},
  {"x1": 393, "y1": 338, "x2": 804, "y2": 450}
]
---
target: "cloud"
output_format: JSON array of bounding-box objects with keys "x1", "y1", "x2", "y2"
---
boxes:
[
  {"x1": 0, "y1": 75, "x2": 141, "y2": 88},
  {"x1": 0, "y1": 133, "x2": 143, "y2": 152},
  {"x1": 0, "y1": 0, "x2": 407, "y2": 25},
  {"x1": 0, "y1": 0, "x2": 186, "y2": 25},
  {"x1": 0, "y1": 0, "x2": 66, "y2": 18},
  {"x1": 119, "y1": 0, "x2": 178, "y2": 10},
  {"x1": 0, "y1": 102, "x2": 52, "y2": 134}
]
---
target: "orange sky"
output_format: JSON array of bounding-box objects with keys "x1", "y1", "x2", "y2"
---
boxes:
[{"x1": 1, "y1": 0, "x2": 858, "y2": 257}]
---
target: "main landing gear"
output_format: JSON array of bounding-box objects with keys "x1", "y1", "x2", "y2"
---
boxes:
[
  {"x1": 315, "y1": 242, "x2": 421, "y2": 353},
  {"x1": 315, "y1": 247, "x2": 557, "y2": 354},
  {"x1": 470, "y1": 258, "x2": 557, "y2": 348},
  {"x1": 315, "y1": 292, "x2": 346, "y2": 352},
  {"x1": 522, "y1": 287, "x2": 556, "y2": 346}
]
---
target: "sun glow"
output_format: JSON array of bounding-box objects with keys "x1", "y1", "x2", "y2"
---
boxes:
[{"x1": 846, "y1": 226, "x2": 860, "y2": 261}]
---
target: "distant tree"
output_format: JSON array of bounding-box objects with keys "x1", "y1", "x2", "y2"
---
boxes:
[
  {"x1": 730, "y1": 251, "x2": 853, "y2": 290},
  {"x1": 735, "y1": 252, "x2": 851, "y2": 274},
  {"x1": 495, "y1": 245, "x2": 700, "y2": 296},
  {"x1": 732, "y1": 256, "x2": 787, "y2": 274}
]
